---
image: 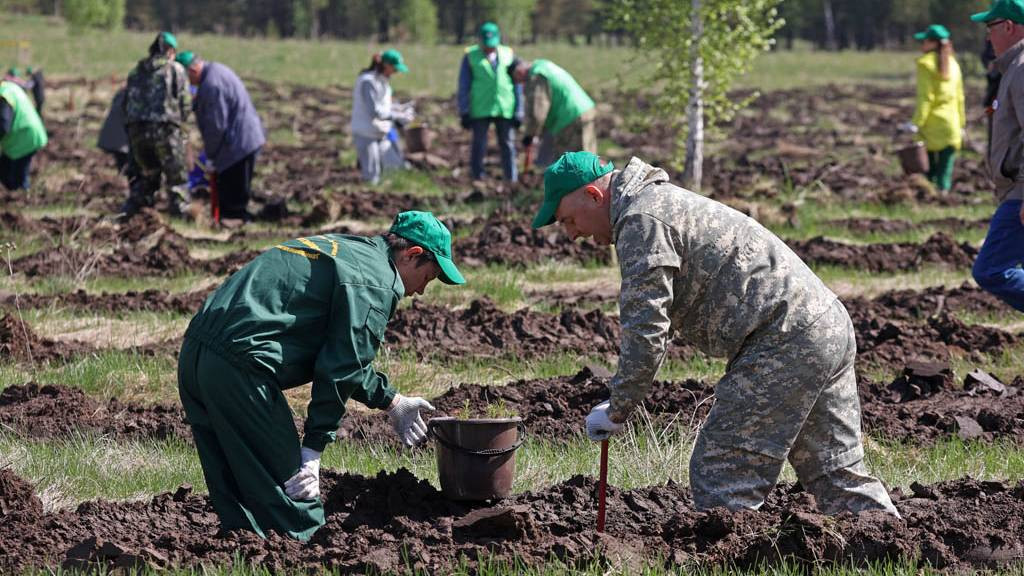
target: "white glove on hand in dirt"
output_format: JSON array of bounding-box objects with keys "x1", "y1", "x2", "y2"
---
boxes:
[
  {"x1": 284, "y1": 447, "x2": 321, "y2": 501},
  {"x1": 388, "y1": 394, "x2": 435, "y2": 447},
  {"x1": 585, "y1": 400, "x2": 624, "y2": 441}
]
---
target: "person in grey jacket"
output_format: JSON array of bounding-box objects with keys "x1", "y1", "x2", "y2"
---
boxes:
[
  {"x1": 350, "y1": 50, "x2": 414, "y2": 185},
  {"x1": 177, "y1": 51, "x2": 265, "y2": 224},
  {"x1": 97, "y1": 88, "x2": 132, "y2": 175}
]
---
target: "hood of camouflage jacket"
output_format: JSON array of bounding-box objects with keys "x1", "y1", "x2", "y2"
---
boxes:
[
  {"x1": 137, "y1": 55, "x2": 170, "y2": 73},
  {"x1": 610, "y1": 156, "x2": 671, "y2": 239}
]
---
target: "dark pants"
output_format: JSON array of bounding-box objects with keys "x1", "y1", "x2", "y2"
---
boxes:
[
  {"x1": 973, "y1": 199, "x2": 1024, "y2": 312},
  {"x1": 0, "y1": 152, "x2": 33, "y2": 191},
  {"x1": 178, "y1": 338, "x2": 325, "y2": 541},
  {"x1": 217, "y1": 152, "x2": 257, "y2": 220},
  {"x1": 470, "y1": 117, "x2": 517, "y2": 182},
  {"x1": 927, "y1": 146, "x2": 956, "y2": 192}
]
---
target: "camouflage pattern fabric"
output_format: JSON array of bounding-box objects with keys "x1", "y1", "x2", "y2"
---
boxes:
[
  {"x1": 607, "y1": 156, "x2": 896, "y2": 515},
  {"x1": 124, "y1": 55, "x2": 190, "y2": 125},
  {"x1": 125, "y1": 122, "x2": 188, "y2": 214},
  {"x1": 690, "y1": 299, "x2": 898, "y2": 515}
]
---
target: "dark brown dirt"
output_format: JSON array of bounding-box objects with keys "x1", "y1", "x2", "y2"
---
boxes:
[
  {"x1": 340, "y1": 366, "x2": 714, "y2": 445},
  {"x1": 845, "y1": 283, "x2": 1006, "y2": 324},
  {"x1": 826, "y1": 217, "x2": 990, "y2": 235},
  {"x1": 388, "y1": 298, "x2": 627, "y2": 360},
  {"x1": 2, "y1": 288, "x2": 213, "y2": 315},
  {"x1": 788, "y1": 232, "x2": 978, "y2": 273},
  {"x1": 455, "y1": 212, "x2": 613, "y2": 267},
  {"x1": 3, "y1": 466, "x2": 1024, "y2": 573},
  {"x1": 860, "y1": 362, "x2": 1024, "y2": 444},
  {"x1": 0, "y1": 313, "x2": 91, "y2": 364},
  {"x1": 0, "y1": 383, "x2": 190, "y2": 441}
]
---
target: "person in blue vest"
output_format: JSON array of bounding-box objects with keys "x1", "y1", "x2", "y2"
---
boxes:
[
  {"x1": 0, "y1": 78, "x2": 47, "y2": 190},
  {"x1": 457, "y1": 22, "x2": 523, "y2": 184}
]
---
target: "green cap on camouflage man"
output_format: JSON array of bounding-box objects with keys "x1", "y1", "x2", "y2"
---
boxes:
[
  {"x1": 479, "y1": 22, "x2": 501, "y2": 48},
  {"x1": 390, "y1": 211, "x2": 466, "y2": 285},
  {"x1": 972, "y1": 0, "x2": 1024, "y2": 23},
  {"x1": 176, "y1": 51, "x2": 196, "y2": 68},
  {"x1": 914, "y1": 24, "x2": 951, "y2": 41},
  {"x1": 161, "y1": 31, "x2": 178, "y2": 49},
  {"x1": 381, "y1": 49, "x2": 409, "y2": 73},
  {"x1": 533, "y1": 151, "x2": 615, "y2": 229}
]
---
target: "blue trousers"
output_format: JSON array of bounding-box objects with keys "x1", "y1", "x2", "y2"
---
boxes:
[
  {"x1": 973, "y1": 199, "x2": 1024, "y2": 312},
  {"x1": 0, "y1": 152, "x2": 33, "y2": 190},
  {"x1": 470, "y1": 117, "x2": 517, "y2": 182}
]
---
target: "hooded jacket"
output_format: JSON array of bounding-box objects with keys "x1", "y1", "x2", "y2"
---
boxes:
[
  {"x1": 606, "y1": 157, "x2": 838, "y2": 420},
  {"x1": 124, "y1": 55, "x2": 190, "y2": 125}
]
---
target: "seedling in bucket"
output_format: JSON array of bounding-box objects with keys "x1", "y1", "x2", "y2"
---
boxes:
[{"x1": 427, "y1": 415, "x2": 525, "y2": 501}]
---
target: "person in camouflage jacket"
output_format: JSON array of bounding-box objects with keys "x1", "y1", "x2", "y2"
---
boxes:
[
  {"x1": 532, "y1": 152, "x2": 901, "y2": 517},
  {"x1": 120, "y1": 31, "x2": 191, "y2": 218}
]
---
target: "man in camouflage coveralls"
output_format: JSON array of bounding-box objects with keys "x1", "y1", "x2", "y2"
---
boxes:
[
  {"x1": 532, "y1": 151, "x2": 899, "y2": 516},
  {"x1": 121, "y1": 31, "x2": 191, "y2": 217}
]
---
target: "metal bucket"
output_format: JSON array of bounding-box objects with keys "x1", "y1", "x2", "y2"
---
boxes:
[
  {"x1": 428, "y1": 417, "x2": 525, "y2": 500},
  {"x1": 404, "y1": 125, "x2": 433, "y2": 154},
  {"x1": 897, "y1": 141, "x2": 930, "y2": 175}
]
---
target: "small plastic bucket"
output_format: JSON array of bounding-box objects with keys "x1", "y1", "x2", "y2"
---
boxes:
[
  {"x1": 404, "y1": 126, "x2": 433, "y2": 154},
  {"x1": 897, "y1": 141, "x2": 930, "y2": 175},
  {"x1": 428, "y1": 417, "x2": 525, "y2": 500}
]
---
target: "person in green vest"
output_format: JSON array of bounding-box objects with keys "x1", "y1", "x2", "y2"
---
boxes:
[
  {"x1": 0, "y1": 78, "x2": 47, "y2": 191},
  {"x1": 900, "y1": 24, "x2": 966, "y2": 192},
  {"x1": 457, "y1": 21, "x2": 523, "y2": 183},
  {"x1": 178, "y1": 210, "x2": 465, "y2": 541},
  {"x1": 509, "y1": 58, "x2": 597, "y2": 169}
]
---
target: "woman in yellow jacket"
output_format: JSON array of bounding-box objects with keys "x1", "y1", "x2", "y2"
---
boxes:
[{"x1": 910, "y1": 24, "x2": 966, "y2": 192}]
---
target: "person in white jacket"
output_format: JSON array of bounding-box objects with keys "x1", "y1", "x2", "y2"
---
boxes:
[{"x1": 350, "y1": 49, "x2": 414, "y2": 184}]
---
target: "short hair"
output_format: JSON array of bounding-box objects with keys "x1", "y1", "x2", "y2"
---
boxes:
[{"x1": 383, "y1": 232, "x2": 436, "y2": 267}]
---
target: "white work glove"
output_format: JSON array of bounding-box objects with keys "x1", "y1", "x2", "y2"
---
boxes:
[
  {"x1": 394, "y1": 107, "x2": 415, "y2": 125},
  {"x1": 897, "y1": 122, "x2": 919, "y2": 134},
  {"x1": 387, "y1": 393, "x2": 434, "y2": 447},
  {"x1": 283, "y1": 447, "x2": 321, "y2": 500},
  {"x1": 585, "y1": 400, "x2": 625, "y2": 441}
]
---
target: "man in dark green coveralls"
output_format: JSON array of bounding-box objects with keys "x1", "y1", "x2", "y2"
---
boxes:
[{"x1": 178, "y1": 211, "x2": 465, "y2": 541}]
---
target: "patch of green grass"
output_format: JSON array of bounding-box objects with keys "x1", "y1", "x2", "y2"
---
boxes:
[
  {"x1": 379, "y1": 169, "x2": 446, "y2": 197},
  {"x1": 419, "y1": 264, "x2": 524, "y2": 309},
  {"x1": 0, "y1": 271, "x2": 215, "y2": 296},
  {"x1": 0, "y1": 350, "x2": 179, "y2": 404}
]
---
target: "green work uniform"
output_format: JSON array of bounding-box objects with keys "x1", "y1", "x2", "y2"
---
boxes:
[
  {"x1": 178, "y1": 234, "x2": 403, "y2": 541},
  {"x1": 466, "y1": 44, "x2": 516, "y2": 120},
  {"x1": 0, "y1": 81, "x2": 47, "y2": 160},
  {"x1": 528, "y1": 59, "x2": 594, "y2": 136}
]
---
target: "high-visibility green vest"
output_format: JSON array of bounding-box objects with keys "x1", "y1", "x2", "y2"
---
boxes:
[
  {"x1": 530, "y1": 59, "x2": 594, "y2": 136},
  {"x1": 466, "y1": 44, "x2": 515, "y2": 120},
  {"x1": 0, "y1": 81, "x2": 46, "y2": 160}
]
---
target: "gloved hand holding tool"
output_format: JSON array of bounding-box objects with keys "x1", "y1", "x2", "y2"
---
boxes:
[
  {"x1": 585, "y1": 400, "x2": 624, "y2": 441},
  {"x1": 897, "y1": 121, "x2": 919, "y2": 134},
  {"x1": 284, "y1": 446, "x2": 321, "y2": 500},
  {"x1": 388, "y1": 393, "x2": 435, "y2": 447}
]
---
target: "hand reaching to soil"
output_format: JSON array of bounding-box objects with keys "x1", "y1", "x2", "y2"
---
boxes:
[
  {"x1": 284, "y1": 447, "x2": 321, "y2": 501},
  {"x1": 585, "y1": 401, "x2": 624, "y2": 441},
  {"x1": 388, "y1": 394, "x2": 435, "y2": 447}
]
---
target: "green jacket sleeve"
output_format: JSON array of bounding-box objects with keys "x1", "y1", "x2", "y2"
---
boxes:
[
  {"x1": 608, "y1": 213, "x2": 679, "y2": 422},
  {"x1": 912, "y1": 61, "x2": 935, "y2": 130},
  {"x1": 302, "y1": 282, "x2": 397, "y2": 452}
]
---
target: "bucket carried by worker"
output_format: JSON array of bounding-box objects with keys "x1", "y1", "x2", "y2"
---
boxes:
[
  {"x1": 896, "y1": 140, "x2": 929, "y2": 175},
  {"x1": 428, "y1": 416, "x2": 525, "y2": 500},
  {"x1": 404, "y1": 124, "x2": 434, "y2": 154}
]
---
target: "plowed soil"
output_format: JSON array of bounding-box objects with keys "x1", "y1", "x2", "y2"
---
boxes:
[
  {"x1": 844, "y1": 283, "x2": 1005, "y2": 323},
  {"x1": 339, "y1": 366, "x2": 713, "y2": 444},
  {"x1": 788, "y1": 233, "x2": 978, "y2": 273},
  {"x1": 455, "y1": 212, "x2": 612, "y2": 267},
  {"x1": 4, "y1": 466, "x2": 1024, "y2": 573},
  {"x1": 826, "y1": 217, "x2": 989, "y2": 235},
  {"x1": 0, "y1": 383, "x2": 189, "y2": 441},
  {"x1": 852, "y1": 311, "x2": 1018, "y2": 369},
  {"x1": 860, "y1": 362, "x2": 1024, "y2": 444},
  {"x1": 0, "y1": 313, "x2": 91, "y2": 364},
  {"x1": 2, "y1": 288, "x2": 213, "y2": 315}
]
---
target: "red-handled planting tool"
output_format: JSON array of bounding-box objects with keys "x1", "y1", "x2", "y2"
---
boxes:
[
  {"x1": 597, "y1": 439, "x2": 608, "y2": 533},
  {"x1": 209, "y1": 172, "x2": 220, "y2": 224}
]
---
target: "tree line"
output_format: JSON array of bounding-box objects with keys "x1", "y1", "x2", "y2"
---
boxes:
[{"x1": 2, "y1": 0, "x2": 995, "y2": 52}]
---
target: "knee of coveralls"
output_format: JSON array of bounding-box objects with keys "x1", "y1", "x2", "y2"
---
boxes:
[
  {"x1": 690, "y1": 300, "x2": 855, "y2": 512},
  {"x1": 178, "y1": 337, "x2": 325, "y2": 541}
]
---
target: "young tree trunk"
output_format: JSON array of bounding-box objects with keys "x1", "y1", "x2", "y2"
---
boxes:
[
  {"x1": 683, "y1": 0, "x2": 704, "y2": 192},
  {"x1": 823, "y1": 0, "x2": 837, "y2": 51}
]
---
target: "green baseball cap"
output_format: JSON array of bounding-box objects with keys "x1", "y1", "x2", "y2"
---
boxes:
[
  {"x1": 479, "y1": 22, "x2": 500, "y2": 48},
  {"x1": 533, "y1": 152, "x2": 615, "y2": 229},
  {"x1": 914, "y1": 24, "x2": 951, "y2": 41},
  {"x1": 175, "y1": 51, "x2": 195, "y2": 68},
  {"x1": 972, "y1": 0, "x2": 1024, "y2": 23},
  {"x1": 381, "y1": 49, "x2": 409, "y2": 73},
  {"x1": 390, "y1": 211, "x2": 465, "y2": 285},
  {"x1": 160, "y1": 31, "x2": 178, "y2": 49}
]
